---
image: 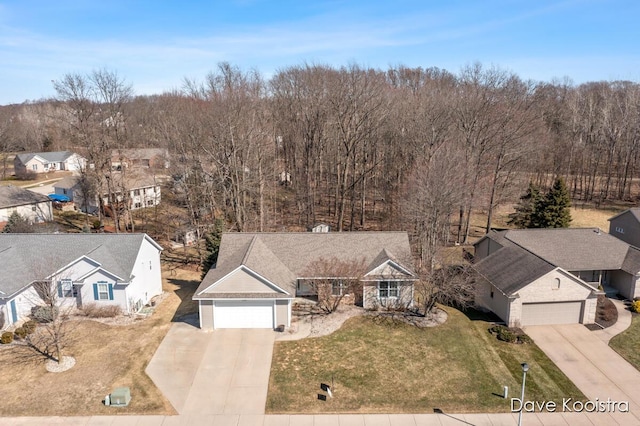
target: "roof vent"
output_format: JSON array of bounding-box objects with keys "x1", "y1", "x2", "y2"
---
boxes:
[{"x1": 594, "y1": 228, "x2": 601, "y2": 235}]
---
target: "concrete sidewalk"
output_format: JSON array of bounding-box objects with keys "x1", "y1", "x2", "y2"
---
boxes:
[{"x1": 1, "y1": 411, "x2": 638, "y2": 425}]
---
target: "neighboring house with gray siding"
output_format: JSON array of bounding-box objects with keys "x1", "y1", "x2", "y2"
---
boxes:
[
  {"x1": 0, "y1": 185, "x2": 53, "y2": 226},
  {"x1": 609, "y1": 208, "x2": 640, "y2": 248},
  {"x1": 0, "y1": 233, "x2": 162, "y2": 330},
  {"x1": 473, "y1": 228, "x2": 640, "y2": 327},
  {"x1": 194, "y1": 232, "x2": 417, "y2": 330}
]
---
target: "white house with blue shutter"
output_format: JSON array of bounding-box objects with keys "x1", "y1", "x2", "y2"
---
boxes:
[{"x1": 0, "y1": 233, "x2": 162, "y2": 329}]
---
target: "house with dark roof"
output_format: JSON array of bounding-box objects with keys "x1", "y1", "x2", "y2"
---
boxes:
[
  {"x1": 609, "y1": 208, "x2": 640, "y2": 248},
  {"x1": 13, "y1": 151, "x2": 86, "y2": 175},
  {"x1": 0, "y1": 233, "x2": 163, "y2": 329},
  {"x1": 0, "y1": 185, "x2": 53, "y2": 226},
  {"x1": 193, "y1": 232, "x2": 417, "y2": 330},
  {"x1": 473, "y1": 228, "x2": 640, "y2": 327}
]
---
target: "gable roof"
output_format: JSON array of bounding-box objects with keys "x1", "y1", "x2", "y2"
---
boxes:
[
  {"x1": 502, "y1": 228, "x2": 629, "y2": 271},
  {"x1": 474, "y1": 243, "x2": 556, "y2": 295},
  {"x1": 15, "y1": 151, "x2": 77, "y2": 164},
  {"x1": 0, "y1": 233, "x2": 162, "y2": 298},
  {"x1": 608, "y1": 208, "x2": 640, "y2": 223},
  {"x1": 195, "y1": 232, "x2": 416, "y2": 298},
  {"x1": 0, "y1": 185, "x2": 50, "y2": 209},
  {"x1": 474, "y1": 227, "x2": 640, "y2": 295}
]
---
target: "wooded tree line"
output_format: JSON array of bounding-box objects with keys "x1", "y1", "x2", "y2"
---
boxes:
[{"x1": 1, "y1": 62, "x2": 640, "y2": 270}]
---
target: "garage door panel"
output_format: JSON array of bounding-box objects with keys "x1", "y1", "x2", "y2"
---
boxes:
[
  {"x1": 521, "y1": 301, "x2": 582, "y2": 326},
  {"x1": 214, "y1": 300, "x2": 274, "y2": 329}
]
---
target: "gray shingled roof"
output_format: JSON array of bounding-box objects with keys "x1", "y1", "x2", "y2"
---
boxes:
[
  {"x1": 503, "y1": 228, "x2": 630, "y2": 271},
  {"x1": 195, "y1": 232, "x2": 416, "y2": 299},
  {"x1": 0, "y1": 185, "x2": 51, "y2": 209},
  {"x1": 474, "y1": 243, "x2": 556, "y2": 295},
  {"x1": 16, "y1": 151, "x2": 75, "y2": 164},
  {"x1": 608, "y1": 208, "x2": 640, "y2": 223},
  {"x1": 53, "y1": 176, "x2": 80, "y2": 190},
  {"x1": 0, "y1": 233, "x2": 161, "y2": 298}
]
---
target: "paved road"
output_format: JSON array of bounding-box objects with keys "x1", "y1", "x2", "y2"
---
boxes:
[{"x1": 525, "y1": 323, "x2": 640, "y2": 425}]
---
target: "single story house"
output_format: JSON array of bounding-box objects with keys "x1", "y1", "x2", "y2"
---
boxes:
[
  {"x1": 53, "y1": 173, "x2": 161, "y2": 214},
  {"x1": 14, "y1": 151, "x2": 86, "y2": 175},
  {"x1": 111, "y1": 148, "x2": 170, "y2": 170},
  {"x1": 193, "y1": 232, "x2": 417, "y2": 330},
  {"x1": 473, "y1": 228, "x2": 640, "y2": 327},
  {"x1": 0, "y1": 185, "x2": 53, "y2": 226},
  {"x1": 0, "y1": 233, "x2": 163, "y2": 329}
]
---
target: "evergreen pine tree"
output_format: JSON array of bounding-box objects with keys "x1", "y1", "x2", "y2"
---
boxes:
[
  {"x1": 537, "y1": 177, "x2": 572, "y2": 228},
  {"x1": 2, "y1": 211, "x2": 33, "y2": 233},
  {"x1": 508, "y1": 182, "x2": 542, "y2": 228},
  {"x1": 201, "y1": 219, "x2": 224, "y2": 279}
]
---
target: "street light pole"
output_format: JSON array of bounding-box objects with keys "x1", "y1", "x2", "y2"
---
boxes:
[{"x1": 518, "y1": 362, "x2": 529, "y2": 426}]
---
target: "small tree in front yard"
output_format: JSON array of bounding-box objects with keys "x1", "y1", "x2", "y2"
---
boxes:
[
  {"x1": 415, "y1": 264, "x2": 476, "y2": 315},
  {"x1": 303, "y1": 257, "x2": 367, "y2": 313}
]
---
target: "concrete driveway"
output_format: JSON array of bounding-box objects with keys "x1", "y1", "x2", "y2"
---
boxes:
[
  {"x1": 146, "y1": 322, "x2": 275, "y2": 415},
  {"x1": 525, "y1": 324, "x2": 640, "y2": 425}
]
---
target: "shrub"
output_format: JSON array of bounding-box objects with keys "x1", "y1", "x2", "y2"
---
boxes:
[
  {"x1": 497, "y1": 328, "x2": 517, "y2": 343},
  {"x1": 631, "y1": 300, "x2": 640, "y2": 314},
  {"x1": 80, "y1": 303, "x2": 122, "y2": 318},
  {"x1": 15, "y1": 169, "x2": 37, "y2": 181},
  {"x1": 518, "y1": 334, "x2": 533, "y2": 344},
  {"x1": 22, "y1": 320, "x2": 37, "y2": 334},
  {"x1": 32, "y1": 305, "x2": 59, "y2": 323},
  {"x1": 13, "y1": 327, "x2": 26, "y2": 339},
  {"x1": 1, "y1": 331, "x2": 13, "y2": 344}
]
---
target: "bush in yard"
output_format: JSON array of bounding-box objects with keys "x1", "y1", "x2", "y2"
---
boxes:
[
  {"x1": 1, "y1": 331, "x2": 13, "y2": 344},
  {"x1": 631, "y1": 300, "x2": 640, "y2": 313},
  {"x1": 13, "y1": 327, "x2": 27, "y2": 340},
  {"x1": 518, "y1": 334, "x2": 533, "y2": 344},
  {"x1": 80, "y1": 303, "x2": 122, "y2": 318},
  {"x1": 497, "y1": 328, "x2": 517, "y2": 343},
  {"x1": 32, "y1": 305, "x2": 59, "y2": 323},
  {"x1": 22, "y1": 320, "x2": 37, "y2": 334}
]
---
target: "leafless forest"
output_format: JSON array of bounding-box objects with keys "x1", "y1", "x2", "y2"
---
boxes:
[{"x1": 1, "y1": 63, "x2": 639, "y2": 268}]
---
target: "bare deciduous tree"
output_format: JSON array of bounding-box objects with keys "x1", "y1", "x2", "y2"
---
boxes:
[{"x1": 302, "y1": 257, "x2": 367, "y2": 313}]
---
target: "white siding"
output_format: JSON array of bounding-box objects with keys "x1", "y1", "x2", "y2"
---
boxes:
[{"x1": 126, "y1": 237, "x2": 162, "y2": 313}]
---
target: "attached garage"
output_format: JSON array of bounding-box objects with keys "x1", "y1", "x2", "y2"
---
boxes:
[
  {"x1": 213, "y1": 300, "x2": 274, "y2": 329},
  {"x1": 521, "y1": 301, "x2": 583, "y2": 326}
]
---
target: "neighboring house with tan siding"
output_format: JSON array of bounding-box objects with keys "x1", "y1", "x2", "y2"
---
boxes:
[
  {"x1": 473, "y1": 228, "x2": 640, "y2": 327},
  {"x1": 193, "y1": 232, "x2": 417, "y2": 330}
]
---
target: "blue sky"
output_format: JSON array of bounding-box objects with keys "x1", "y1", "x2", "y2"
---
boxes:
[{"x1": 0, "y1": 0, "x2": 638, "y2": 105}]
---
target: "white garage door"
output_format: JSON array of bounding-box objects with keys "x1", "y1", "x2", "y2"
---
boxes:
[
  {"x1": 521, "y1": 301, "x2": 583, "y2": 326},
  {"x1": 213, "y1": 300, "x2": 274, "y2": 329}
]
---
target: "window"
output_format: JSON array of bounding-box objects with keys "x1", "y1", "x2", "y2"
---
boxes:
[
  {"x1": 616, "y1": 227, "x2": 624, "y2": 234},
  {"x1": 32, "y1": 206, "x2": 37, "y2": 211},
  {"x1": 332, "y1": 280, "x2": 347, "y2": 296},
  {"x1": 147, "y1": 199, "x2": 154, "y2": 206},
  {"x1": 134, "y1": 202, "x2": 142, "y2": 209},
  {"x1": 59, "y1": 279, "x2": 73, "y2": 298},
  {"x1": 97, "y1": 282, "x2": 109, "y2": 300},
  {"x1": 32, "y1": 164, "x2": 38, "y2": 171},
  {"x1": 555, "y1": 278, "x2": 561, "y2": 289},
  {"x1": 133, "y1": 189, "x2": 140, "y2": 196},
  {"x1": 379, "y1": 281, "x2": 399, "y2": 298}
]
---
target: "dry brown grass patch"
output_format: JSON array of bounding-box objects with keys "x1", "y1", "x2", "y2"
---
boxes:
[{"x1": 0, "y1": 266, "x2": 200, "y2": 416}]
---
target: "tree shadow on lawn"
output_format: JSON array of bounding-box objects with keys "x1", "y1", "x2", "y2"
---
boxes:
[{"x1": 167, "y1": 276, "x2": 200, "y2": 325}]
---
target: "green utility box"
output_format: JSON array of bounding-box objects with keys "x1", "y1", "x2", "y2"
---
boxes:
[{"x1": 106, "y1": 387, "x2": 131, "y2": 407}]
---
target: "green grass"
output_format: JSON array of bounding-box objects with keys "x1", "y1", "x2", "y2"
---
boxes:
[
  {"x1": 610, "y1": 314, "x2": 640, "y2": 370},
  {"x1": 267, "y1": 307, "x2": 584, "y2": 414}
]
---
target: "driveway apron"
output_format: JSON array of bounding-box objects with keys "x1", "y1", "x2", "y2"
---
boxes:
[
  {"x1": 525, "y1": 324, "x2": 640, "y2": 424},
  {"x1": 147, "y1": 324, "x2": 275, "y2": 415}
]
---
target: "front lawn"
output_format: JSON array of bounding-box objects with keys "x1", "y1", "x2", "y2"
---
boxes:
[
  {"x1": 610, "y1": 314, "x2": 640, "y2": 371},
  {"x1": 0, "y1": 266, "x2": 200, "y2": 416},
  {"x1": 267, "y1": 307, "x2": 585, "y2": 413}
]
